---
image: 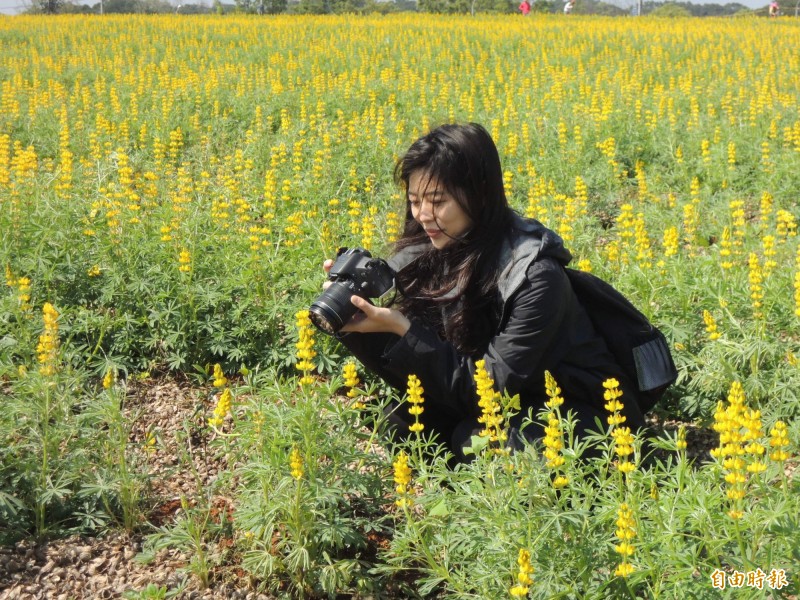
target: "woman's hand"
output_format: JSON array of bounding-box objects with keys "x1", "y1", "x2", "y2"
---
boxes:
[
  {"x1": 321, "y1": 258, "x2": 410, "y2": 337},
  {"x1": 322, "y1": 258, "x2": 334, "y2": 290},
  {"x1": 340, "y1": 296, "x2": 411, "y2": 337}
]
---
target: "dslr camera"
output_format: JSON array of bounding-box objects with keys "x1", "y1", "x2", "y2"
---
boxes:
[{"x1": 309, "y1": 247, "x2": 396, "y2": 335}]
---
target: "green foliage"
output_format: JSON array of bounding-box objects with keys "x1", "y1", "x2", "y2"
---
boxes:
[
  {"x1": 134, "y1": 376, "x2": 800, "y2": 597},
  {"x1": 1, "y1": 13, "x2": 800, "y2": 598},
  {"x1": 649, "y1": 2, "x2": 693, "y2": 16},
  {"x1": 0, "y1": 366, "x2": 152, "y2": 543},
  {"x1": 122, "y1": 583, "x2": 186, "y2": 600},
  {"x1": 642, "y1": 0, "x2": 753, "y2": 16},
  {"x1": 418, "y1": 0, "x2": 470, "y2": 12},
  {"x1": 530, "y1": 0, "x2": 553, "y2": 11}
]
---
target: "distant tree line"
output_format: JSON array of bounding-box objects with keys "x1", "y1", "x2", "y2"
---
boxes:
[
  {"x1": 24, "y1": 0, "x2": 765, "y2": 16},
  {"x1": 30, "y1": 0, "x2": 416, "y2": 13},
  {"x1": 641, "y1": 0, "x2": 752, "y2": 15}
]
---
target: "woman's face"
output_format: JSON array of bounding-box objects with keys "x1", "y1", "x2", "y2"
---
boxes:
[{"x1": 408, "y1": 170, "x2": 474, "y2": 250}]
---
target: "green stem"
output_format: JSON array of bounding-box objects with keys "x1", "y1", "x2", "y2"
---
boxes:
[
  {"x1": 733, "y1": 518, "x2": 753, "y2": 571},
  {"x1": 292, "y1": 479, "x2": 307, "y2": 599},
  {"x1": 36, "y1": 384, "x2": 52, "y2": 535},
  {"x1": 89, "y1": 314, "x2": 109, "y2": 358},
  {"x1": 403, "y1": 505, "x2": 450, "y2": 585}
]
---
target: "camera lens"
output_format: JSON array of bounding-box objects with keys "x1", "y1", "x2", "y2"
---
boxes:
[{"x1": 308, "y1": 283, "x2": 359, "y2": 335}]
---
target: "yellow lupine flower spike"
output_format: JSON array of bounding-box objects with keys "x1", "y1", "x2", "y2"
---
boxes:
[
  {"x1": 407, "y1": 374, "x2": 425, "y2": 434},
  {"x1": 509, "y1": 548, "x2": 534, "y2": 597},
  {"x1": 474, "y1": 359, "x2": 507, "y2": 446},
  {"x1": 212, "y1": 363, "x2": 228, "y2": 388},
  {"x1": 289, "y1": 447, "x2": 304, "y2": 480},
  {"x1": 393, "y1": 451, "x2": 413, "y2": 509}
]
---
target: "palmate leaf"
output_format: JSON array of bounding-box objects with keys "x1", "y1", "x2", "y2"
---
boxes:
[{"x1": 0, "y1": 489, "x2": 26, "y2": 516}]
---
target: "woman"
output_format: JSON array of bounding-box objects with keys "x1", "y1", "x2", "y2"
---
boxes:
[{"x1": 324, "y1": 123, "x2": 645, "y2": 461}]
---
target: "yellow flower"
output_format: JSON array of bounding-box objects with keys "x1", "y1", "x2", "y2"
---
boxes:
[
  {"x1": 36, "y1": 303, "x2": 60, "y2": 377},
  {"x1": 208, "y1": 387, "x2": 232, "y2": 428},
  {"x1": 769, "y1": 421, "x2": 790, "y2": 463},
  {"x1": 712, "y1": 381, "x2": 766, "y2": 518},
  {"x1": 552, "y1": 475, "x2": 569, "y2": 489},
  {"x1": 475, "y1": 359, "x2": 507, "y2": 446},
  {"x1": 603, "y1": 378, "x2": 626, "y2": 426},
  {"x1": 541, "y1": 372, "x2": 569, "y2": 486},
  {"x1": 509, "y1": 548, "x2": 534, "y2": 597},
  {"x1": 603, "y1": 379, "x2": 637, "y2": 473},
  {"x1": 289, "y1": 447, "x2": 304, "y2": 480},
  {"x1": 406, "y1": 374, "x2": 425, "y2": 433},
  {"x1": 343, "y1": 361, "x2": 360, "y2": 392},
  {"x1": 544, "y1": 370, "x2": 564, "y2": 409},
  {"x1": 178, "y1": 248, "x2": 191, "y2": 273},
  {"x1": 614, "y1": 502, "x2": 636, "y2": 577},
  {"x1": 611, "y1": 427, "x2": 635, "y2": 458},
  {"x1": 676, "y1": 425, "x2": 687, "y2": 451},
  {"x1": 342, "y1": 361, "x2": 365, "y2": 407},
  {"x1": 144, "y1": 431, "x2": 157, "y2": 455},
  {"x1": 748, "y1": 253, "x2": 764, "y2": 319},
  {"x1": 102, "y1": 369, "x2": 115, "y2": 390},
  {"x1": 614, "y1": 562, "x2": 635, "y2": 578},
  {"x1": 663, "y1": 226, "x2": 679, "y2": 258},
  {"x1": 727, "y1": 509, "x2": 745, "y2": 520},
  {"x1": 543, "y1": 413, "x2": 565, "y2": 469},
  {"x1": 295, "y1": 310, "x2": 317, "y2": 385},
  {"x1": 702, "y1": 310, "x2": 721, "y2": 341},
  {"x1": 212, "y1": 363, "x2": 228, "y2": 388},
  {"x1": 393, "y1": 451, "x2": 413, "y2": 508}
]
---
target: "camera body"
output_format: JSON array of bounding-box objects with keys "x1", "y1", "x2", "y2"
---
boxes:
[{"x1": 309, "y1": 248, "x2": 396, "y2": 335}]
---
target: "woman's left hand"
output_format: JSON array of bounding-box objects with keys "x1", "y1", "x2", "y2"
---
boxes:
[{"x1": 340, "y1": 295, "x2": 411, "y2": 337}]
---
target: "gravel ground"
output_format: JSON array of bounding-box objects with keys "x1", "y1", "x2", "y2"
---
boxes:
[
  {"x1": 0, "y1": 378, "x2": 792, "y2": 600},
  {"x1": 0, "y1": 378, "x2": 253, "y2": 600}
]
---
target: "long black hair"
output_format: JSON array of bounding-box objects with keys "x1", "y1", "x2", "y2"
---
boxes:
[{"x1": 393, "y1": 123, "x2": 513, "y2": 354}]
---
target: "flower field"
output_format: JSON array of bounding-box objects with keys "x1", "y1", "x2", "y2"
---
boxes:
[{"x1": 1, "y1": 12, "x2": 800, "y2": 599}]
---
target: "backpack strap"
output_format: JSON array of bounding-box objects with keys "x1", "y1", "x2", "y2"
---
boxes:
[{"x1": 386, "y1": 244, "x2": 427, "y2": 273}]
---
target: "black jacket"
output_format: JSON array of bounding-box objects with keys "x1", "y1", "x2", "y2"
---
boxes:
[{"x1": 338, "y1": 213, "x2": 644, "y2": 432}]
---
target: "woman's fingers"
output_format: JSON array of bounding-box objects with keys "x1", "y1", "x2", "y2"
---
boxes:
[
  {"x1": 349, "y1": 295, "x2": 373, "y2": 313},
  {"x1": 343, "y1": 296, "x2": 411, "y2": 336},
  {"x1": 322, "y1": 259, "x2": 333, "y2": 290}
]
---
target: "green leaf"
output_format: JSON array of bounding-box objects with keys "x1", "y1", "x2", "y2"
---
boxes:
[
  {"x1": 462, "y1": 434, "x2": 489, "y2": 456},
  {"x1": 505, "y1": 393, "x2": 521, "y2": 411},
  {"x1": 428, "y1": 498, "x2": 450, "y2": 517}
]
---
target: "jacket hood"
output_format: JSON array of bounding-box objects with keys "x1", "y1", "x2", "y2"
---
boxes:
[{"x1": 496, "y1": 213, "x2": 572, "y2": 301}]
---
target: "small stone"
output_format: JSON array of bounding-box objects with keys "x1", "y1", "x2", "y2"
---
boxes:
[
  {"x1": 6, "y1": 559, "x2": 22, "y2": 573},
  {"x1": 39, "y1": 559, "x2": 56, "y2": 576}
]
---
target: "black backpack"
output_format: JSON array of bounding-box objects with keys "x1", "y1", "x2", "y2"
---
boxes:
[{"x1": 564, "y1": 268, "x2": 677, "y2": 413}]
